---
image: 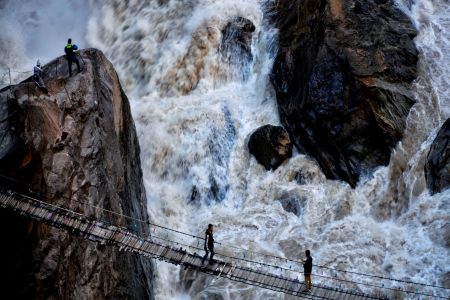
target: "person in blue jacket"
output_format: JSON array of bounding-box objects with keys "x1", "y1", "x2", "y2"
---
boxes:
[{"x1": 64, "y1": 38, "x2": 81, "y2": 76}]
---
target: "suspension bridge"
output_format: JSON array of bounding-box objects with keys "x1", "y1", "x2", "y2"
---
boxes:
[{"x1": 0, "y1": 181, "x2": 448, "y2": 300}]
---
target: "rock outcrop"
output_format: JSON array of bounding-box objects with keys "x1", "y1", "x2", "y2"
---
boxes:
[
  {"x1": 271, "y1": 0, "x2": 418, "y2": 187},
  {"x1": 0, "y1": 49, "x2": 154, "y2": 299},
  {"x1": 425, "y1": 118, "x2": 450, "y2": 195},
  {"x1": 220, "y1": 17, "x2": 256, "y2": 80},
  {"x1": 248, "y1": 125, "x2": 293, "y2": 170}
]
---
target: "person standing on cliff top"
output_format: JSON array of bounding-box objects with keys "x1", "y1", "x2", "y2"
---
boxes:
[
  {"x1": 64, "y1": 38, "x2": 81, "y2": 76},
  {"x1": 303, "y1": 249, "x2": 313, "y2": 292},
  {"x1": 201, "y1": 224, "x2": 215, "y2": 265}
]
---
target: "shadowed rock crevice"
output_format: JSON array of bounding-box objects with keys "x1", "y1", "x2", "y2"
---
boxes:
[{"x1": 271, "y1": 0, "x2": 418, "y2": 187}]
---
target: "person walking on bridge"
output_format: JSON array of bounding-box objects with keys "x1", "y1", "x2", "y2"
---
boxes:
[
  {"x1": 303, "y1": 249, "x2": 313, "y2": 292},
  {"x1": 201, "y1": 224, "x2": 215, "y2": 265},
  {"x1": 64, "y1": 38, "x2": 81, "y2": 76}
]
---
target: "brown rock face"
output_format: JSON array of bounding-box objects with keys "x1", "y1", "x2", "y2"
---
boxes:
[
  {"x1": 425, "y1": 118, "x2": 450, "y2": 195},
  {"x1": 271, "y1": 0, "x2": 418, "y2": 187},
  {"x1": 0, "y1": 49, "x2": 154, "y2": 299}
]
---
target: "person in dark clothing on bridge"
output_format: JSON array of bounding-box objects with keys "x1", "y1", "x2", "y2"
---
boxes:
[
  {"x1": 303, "y1": 249, "x2": 313, "y2": 292},
  {"x1": 64, "y1": 38, "x2": 81, "y2": 76},
  {"x1": 201, "y1": 224, "x2": 215, "y2": 265}
]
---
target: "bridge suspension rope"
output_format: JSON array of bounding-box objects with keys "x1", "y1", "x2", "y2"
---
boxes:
[{"x1": 0, "y1": 173, "x2": 448, "y2": 299}]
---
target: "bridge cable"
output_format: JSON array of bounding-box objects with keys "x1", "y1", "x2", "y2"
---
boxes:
[{"x1": 0, "y1": 173, "x2": 448, "y2": 295}]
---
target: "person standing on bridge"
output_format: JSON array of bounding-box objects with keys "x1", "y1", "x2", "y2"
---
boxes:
[
  {"x1": 201, "y1": 224, "x2": 215, "y2": 265},
  {"x1": 303, "y1": 249, "x2": 313, "y2": 292},
  {"x1": 64, "y1": 38, "x2": 81, "y2": 76}
]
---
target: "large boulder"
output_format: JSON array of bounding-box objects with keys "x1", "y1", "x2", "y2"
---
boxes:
[
  {"x1": 271, "y1": 0, "x2": 418, "y2": 187},
  {"x1": 0, "y1": 49, "x2": 154, "y2": 299},
  {"x1": 248, "y1": 125, "x2": 293, "y2": 170},
  {"x1": 425, "y1": 118, "x2": 450, "y2": 194}
]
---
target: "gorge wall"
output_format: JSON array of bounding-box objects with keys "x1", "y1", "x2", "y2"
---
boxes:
[
  {"x1": 0, "y1": 49, "x2": 154, "y2": 299},
  {"x1": 271, "y1": 0, "x2": 418, "y2": 187}
]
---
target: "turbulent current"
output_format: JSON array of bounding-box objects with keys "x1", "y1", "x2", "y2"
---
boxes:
[{"x1": 1, "y1": 0, "x2": 449, "y2": 299}]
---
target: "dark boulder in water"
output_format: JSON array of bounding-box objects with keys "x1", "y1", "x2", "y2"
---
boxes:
[
  {"x1": 248, "y1": 125, "x2": 293, "y2": 170},
  {"x1": 425, "y1": 118, "x2": 450, "y2": 195},
  {"x1": 271, "y1": 0, "x2": 418, "y2": 187}
]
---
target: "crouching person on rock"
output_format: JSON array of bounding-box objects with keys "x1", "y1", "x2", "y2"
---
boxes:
[{"x1": 33, "y1": 59, "x2": 49, "y2": 95}]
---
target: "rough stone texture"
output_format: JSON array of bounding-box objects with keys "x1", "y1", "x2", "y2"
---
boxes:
[
  {"x1": 0, "y1": 49, "x2": 154, "y2": 299},
  {"x1": 248, "y1": 124, "x2": 293, "y2": 170},
  {"x1": 271, "y1": 0, "x2": 418, "y2": 187},
  {"x1": 220, "y1": 17, "x2": 256, "y2": 80},
  {"x1": 425, "y1": 118, "x2": 450, "y2": 195}
]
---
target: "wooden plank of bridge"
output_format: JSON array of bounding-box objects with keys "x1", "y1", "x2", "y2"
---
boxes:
[
  {"x1": 284, "y1": 279, "x2": 294, "y2": 293},
  {"x1": 321, "y1": 287, "x2": 332, "y2": 300},
  {"x1": 275, "y1": 277, "x2": 284, "y2": 290},
  {"x1": 348, "y1": 292, "x2": 358, "y2": 300},
  {"x1": 319, "y1": 286, "x2": 331, "y2": 299},
  {"x1": 248, "y1": 270, "x2": 257, "y2": 283},
  {"x1": 261, "y1": 274, "x2": 270, "y2": 288},
  {"x1": 345, "y1": 291, "x2": 355, "y2": 300}
]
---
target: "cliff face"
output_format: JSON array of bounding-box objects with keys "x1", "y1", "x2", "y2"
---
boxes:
[
  {"x1": 271, "y1": 0, "x2": 418, "y2": 187},
  {"x1": 0, "y1": 49, "x2": 154, "y2": 299},
  {"x1": 425, "y1": 118, "x2": 450, "y2": 195}
]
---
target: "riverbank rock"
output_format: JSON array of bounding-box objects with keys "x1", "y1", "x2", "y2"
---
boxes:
[
  {"x1": 248, "y1": 125, "x2": 293, "y2": 170},
  {"x1": 271, "y1": 0, "x2": 418, "y2": 187},
  {"x1": 0, "y1": 49, "x2": 154, "y2": 299},
  {"x1": 425, "y1": 118, "x2": 450, "y2": 195}
]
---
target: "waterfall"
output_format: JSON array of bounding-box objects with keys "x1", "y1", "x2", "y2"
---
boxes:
[{"x1": 1, "y1": 0, "x2": 449, "y2": 299}]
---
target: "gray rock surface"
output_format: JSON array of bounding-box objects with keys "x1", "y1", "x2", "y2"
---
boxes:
[
  {"x1": 248, "y1": 125, "x2": 293, "y2": 170},
  {"x1": 0, "y1": 49, "x2": 154, "y2": 299},
  {"x1": 425, "y1": 118, "x2": 450, "y2": 194},
  {"x1": 271, "y1": 0, "x2": 418, "y2": 187},
  {"x1": 220, "y1": 17, "x2": 256, "y2": 80}
]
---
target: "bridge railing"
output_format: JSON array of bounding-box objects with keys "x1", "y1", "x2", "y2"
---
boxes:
[{"x1": 0, "y1": 174, "x2": 449, "y2": 300}]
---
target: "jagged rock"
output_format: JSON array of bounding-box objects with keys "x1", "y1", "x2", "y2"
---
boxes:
[
  {"x1": 0, "y1": 49, "x2": 154, "y2": 299},
  {"x1": 425, "y1": 118, "x2": 450, "y2": 195},
  {"x1": 220, "y1": 17, "x2": 255, "y2": 79},
  {"x1": 277, "y1": 197, "x2": 305, "y2": 216},
  {"x1": 271, "y1": 0, "x2": 418, "y2": 187},
  {"x1": 248, "y1": 125, "x2": 292, "y2": 170}
]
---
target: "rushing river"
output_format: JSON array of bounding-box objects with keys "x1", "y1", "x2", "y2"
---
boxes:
[{"x1": 1, "y1": 0, "x2": 449, "y2": 299}]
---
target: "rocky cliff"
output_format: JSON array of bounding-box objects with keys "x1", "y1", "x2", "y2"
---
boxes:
[
  {"x1": 0, "y1": 49, "x2": 154, "y2": 299},
  {"x1": 271, "y1": 0, "x2": 418, "y2": 187},
  {"x1": 425, "y1": 118, "x2": 450, "y2": 195}
]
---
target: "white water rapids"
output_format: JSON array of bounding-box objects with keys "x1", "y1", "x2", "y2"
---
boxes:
[{"x1": 1, "y1": 0, "x2": 449, "y2": 299}]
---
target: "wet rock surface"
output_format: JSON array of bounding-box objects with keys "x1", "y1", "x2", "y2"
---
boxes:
[
  {"x1": 248, "y1": 125, "x2": 293, "y2": 170},
  {"x1": 220, "y1": 17, "x2": 255, "y2": 79},
  {"x1": 425, "y1": 118, "x2": 450, "y2": 194},
  {"x1": 271, "y1": 0, "x2": 418, "y2": 187},
  {"x1": 0, "y1": 49, "x2": 154, "y2": 299}
]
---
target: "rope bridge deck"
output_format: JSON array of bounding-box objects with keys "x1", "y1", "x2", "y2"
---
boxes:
[{"x1": 0, "y1": 188, "x2": 397, "y2": 299}]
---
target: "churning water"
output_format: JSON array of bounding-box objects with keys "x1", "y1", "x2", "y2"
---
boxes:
[{"x1": 1, "y1": 0, "x2": 449, "y2": 299}]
